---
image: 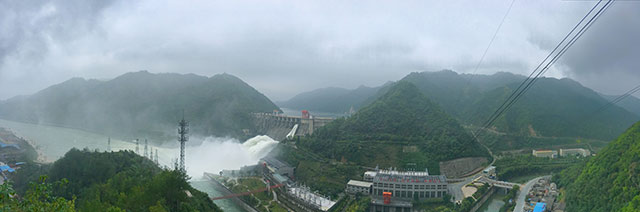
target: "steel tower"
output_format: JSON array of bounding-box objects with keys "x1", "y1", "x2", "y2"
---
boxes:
[
  {"x1": 135, "y1": 139, "x2": 139, "y2": 154},
  {"x1": 177, "y1": 115, "x2": 189, "y2": 173},
  {"x1": 144, "y1": 139, "x2": 148, "y2": 158}
]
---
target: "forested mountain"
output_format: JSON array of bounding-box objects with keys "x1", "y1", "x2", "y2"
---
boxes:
[
  {"x1": 283, "y1": 70, "x2": 639, "y2": 140},
  {"x1": 0, "y1": 71, "x2": 279, "y2": 141},
  {"x1": 302, "y1": 81, "x2": 490, "y2": 172},
  {"x1": 556, "y1": 121, "x2": 640, "y2": 212},
  {"x1": 50, "y1": 149, "x2": 221, "y2": 211},
  {"x1": 601, "y1": 93, "x2": 640, "y2": 116},
  {"x1": 277, "y1": 85, "x2": 382, "y2": 113},
  {"x1": 279, "y1": 70, "x2": 523, "y2": 115},
  {"x1": 464, "y1": 77, "x2": 639, "y2": 140}
]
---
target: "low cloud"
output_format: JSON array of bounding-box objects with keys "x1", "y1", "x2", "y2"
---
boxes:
[{"x1": 0, "y1": 0, "x2": 638, "y2": 100}]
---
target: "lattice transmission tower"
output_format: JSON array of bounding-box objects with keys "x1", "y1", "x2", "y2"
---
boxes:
[{"x1": 177, "y1": 114, "x2": 189, "y2": 173}]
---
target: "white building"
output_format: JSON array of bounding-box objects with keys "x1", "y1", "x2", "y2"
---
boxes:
[
  {"x1": 532, "y1": 150, "x2": 558, "y2": 158},
  {"x1": 364, "y1": 171, "x2": 377, "y2": 182},
  {"x1": 559, "y1": 148, "x2": 590, "y2": 157},
  {"x1": 482, "y1": 166, "x2": 496, "y2": 177},
  {"x1": 346, "y1": 180, "x2": 372, "y2": 194}
]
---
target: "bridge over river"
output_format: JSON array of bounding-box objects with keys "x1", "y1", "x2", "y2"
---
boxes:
[{"x1": 477, "y1": 176, "x2": 522, "y2": 189}]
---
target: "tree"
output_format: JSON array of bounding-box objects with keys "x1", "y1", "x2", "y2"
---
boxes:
[{"x1": 0, "y1": 176, "x2": 75, "y2": 212}]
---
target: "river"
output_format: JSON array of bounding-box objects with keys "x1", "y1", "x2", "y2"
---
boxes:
[
  {"x1": 478, "y1": 193, "x2": 506, "y2": 212},
  {"x1": 0, "y1": 118, "x2": 280, "y2": 212}
]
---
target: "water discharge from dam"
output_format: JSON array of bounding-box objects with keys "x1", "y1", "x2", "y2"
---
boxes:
[
  {"x1": 184, "y1": 135, "x2": 279, "y2": 179},
  {"x1": 0, "y1": 118, "x2": 279, "y2": 212}
]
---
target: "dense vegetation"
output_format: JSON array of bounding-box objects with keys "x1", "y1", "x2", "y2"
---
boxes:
[
  {"x1": 601, "y1": 93, "x2": 640, "y2": 116},
  {"x1": 494, "y1": 155, "x2": 583, "y2": 183},
  {"x1": 328, "y1": 194, "x2": 371, "y2": 212},
  {"x1": 13, "y1": 149, "x2": 222, "y2": 212},
  {"x1": 556, "y1": 121, "x2": 640, "y2": 211},
  {"x1": 281, "y1": 70, "x2": 639, "y2": 141},
  {"x1": 275, "y1": 81, "x2": 489, "y2": 199},
  {"x1": 475, "y1": 130, "x2": 608, "y2": 153},
  {"x1": 301, "y1": 81, "x2": 490, "y2": 172},
  {"x1": 499, "y1": 185, "x2": 519, "y2": 212},
  {"x1": 0, "y1": 176, "x2": 75, "y2": 212},
  {"x1": 274, "y1": 144, "x2": 364, "y2": 198},
  {"x1": 0, "y1": 71, "x2": 279, "y2": 141}
]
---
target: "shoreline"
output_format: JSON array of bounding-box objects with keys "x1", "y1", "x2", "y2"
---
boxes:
[{"x1": 0, "y1": 127, "x2": 50, "y2": 163}]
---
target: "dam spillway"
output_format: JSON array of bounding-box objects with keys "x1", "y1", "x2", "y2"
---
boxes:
[{"x1": 250, "y1": 112, "x2": 335, "y2": 141}]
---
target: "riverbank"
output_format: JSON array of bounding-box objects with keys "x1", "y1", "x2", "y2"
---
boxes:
[
  {"x1": 0, "y1": 127, "x2": 41, "y2": 163},
  {"x1": 0, "y1": 118, "x2": 274, "y2": 211}
]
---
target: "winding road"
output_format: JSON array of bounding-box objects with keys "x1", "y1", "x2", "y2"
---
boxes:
[{"x1": 514, "y1": 175, "x2": 551, "y2": 212}]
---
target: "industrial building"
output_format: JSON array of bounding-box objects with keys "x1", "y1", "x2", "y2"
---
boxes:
[
  {"x1": 532, "y1": 150, "x2": 558, "y2": 158},
  {"x1": 261, "y1": 156, "x2": 295, "y2": 178},
  {"x1": 220, "y1": 164, "x2": 260, "y2": 178},
  {"x1": 482, "y1": 166, "x2": 496, "y2": 177},
  {"x1": 346, "y1": 180, "x2": 372, "y2": 194},
  {"x1": 368, "y1": 169, "x2": 448, "y2": 212},
  {"x1": 364, "y1": 171, "x2": 377, "y2": 182},
  {"x1": 559, "y1": 148, "x2": 590, "y2": 157}
]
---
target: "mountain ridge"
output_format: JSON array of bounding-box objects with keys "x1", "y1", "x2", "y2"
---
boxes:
[
  {"x1": 282, "y1": 70, "x2": 639, "y2": 140},
  {"x1": 0, "y1": 71, "x2": 279, "y2": 141}
]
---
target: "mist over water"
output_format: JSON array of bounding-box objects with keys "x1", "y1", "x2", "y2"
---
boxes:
[
  {"x1": 184, "y1": 135, "x2": 279, "y2": 179},
  {"x1": 0, "y1": 119, "x2": 276, "y2": 212}
]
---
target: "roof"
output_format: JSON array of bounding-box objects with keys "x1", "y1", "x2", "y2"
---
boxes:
[
  {"x1": 483, "y1": 166, "x2": 496, "y2": 171},
  {"x1": 533, "y1": 202, "x2": 546, "y2": 212},
  {"x1": 0, "y1": 165, "x2": 15, "y2": 173},
  {"x1": 364, "y1": 171, "x2": 377, "y2": 177},
  {"x1": 272, "y1": 174, "x2": 289, "y2": 184},
  {"x1": 347, "y1": 180, "x2": 372, "y2": 188},
  {"x1": 262, "y1": 157, "x2": 292, "y2": 170},
  {"x1": 0, "y1": 141, "x2": 19, "y2": 149},
  {"x1": 373, "y1": 170, "x2": 446, "y2": 183}
]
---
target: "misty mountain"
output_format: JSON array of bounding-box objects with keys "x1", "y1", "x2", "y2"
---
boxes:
[
  {"x1": 277, "y1": 85, "x2": 383, "y2": 114},
  {"x1": 0, "y1": 71, "x2": 279, "y2": 141},
  {"x1": 601, "y1": 93, "x2": 640, "y2": 116},
  {"x1": 465, "y1": 77, "x2": 639, "y2": 140},
  {"x1": 285, "y1": 70, "x2": 639, "y2": 140},
  {"x1": 303, "y1": 81, "x2": 490, "y2": 171}
]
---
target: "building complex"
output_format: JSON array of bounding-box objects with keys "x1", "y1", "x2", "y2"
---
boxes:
[{"x1": 348, "y1": 169, "x2": 448, "y2": 212}]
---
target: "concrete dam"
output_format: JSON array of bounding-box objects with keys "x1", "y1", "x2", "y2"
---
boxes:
[{"x1": 251, "y1": 111, "x2": 335, "y2": 141}]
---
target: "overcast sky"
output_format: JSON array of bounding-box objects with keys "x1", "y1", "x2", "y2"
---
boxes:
[{"x1": 1, "y1": 0, "x2": 639, "y2": 101}]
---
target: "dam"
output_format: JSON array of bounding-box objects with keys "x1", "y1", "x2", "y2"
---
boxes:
[{"x1": 251, "y1": 110, "x2": 335, "y2": 141}]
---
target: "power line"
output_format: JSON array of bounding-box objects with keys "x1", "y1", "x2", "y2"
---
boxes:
[
  {"x1": 474, "y1": 0, "x2": 614, "y2": 137},
  {"x1": 476, "y1": 0, "x2": 605, "y2": 134},
  {"x1": 466, "y1": 0, "x2": 516, "y2": 84},
  {"x1": 480, "y1": 0, "x2": 614, "y2": 133},
  {"x1": 591, "y1": 84, "x2": 640, "y2": 115}
]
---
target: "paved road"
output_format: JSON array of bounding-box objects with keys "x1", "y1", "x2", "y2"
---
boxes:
[
  {"x1": 449, "y1": 174, "x2": 482, "y2": 202},
  {"x1": 514, "y1": 175, "x2": 550, "y2": 212}
]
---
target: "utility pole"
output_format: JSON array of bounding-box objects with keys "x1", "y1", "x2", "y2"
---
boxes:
[
  {"x1": 178, "y1": 112, "x2": 189, "y2": 173},
  {"x1": 144, "y1": 139, "x2": 148, "y2": 158},
  {"x1": 107, "y1": 137, "x2": 111, "y2": 152},
  {"x1": 155, "y1": 149, "x2": 159, "y2": 165},
  {"x1": 135, "y1": 139, "x2": 139, "y2": 155}
]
